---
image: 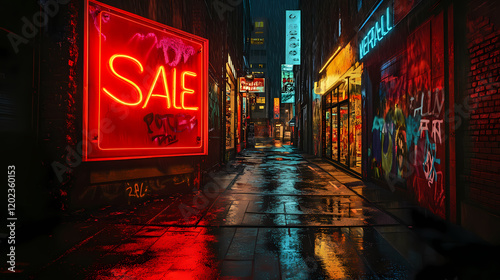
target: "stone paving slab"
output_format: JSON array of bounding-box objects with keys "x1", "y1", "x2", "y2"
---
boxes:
[{"x1": 3, "y1": 146, "x2": 458, "y2": 279}]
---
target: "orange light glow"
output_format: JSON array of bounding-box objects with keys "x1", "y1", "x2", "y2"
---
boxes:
[
  {"x1": 86, "y1": 0, "x2": 208, "y2": 161},
  {"x1": 102, "y1": 54, "x2": 144, "y2": 106},
  {"x1": 172, "y1": 69, "x2": 181, "y2": 109},
  {"x1": 142, "y1": 65, "x2": 172, "y2": 109},
  {"x1": 181, "y1": 71, "x2": 198, "y2": 111}
]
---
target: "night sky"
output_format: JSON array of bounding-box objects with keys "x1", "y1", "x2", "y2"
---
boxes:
[{"x1": 250, "y1": 0, "x2": 299, "y2": 106}]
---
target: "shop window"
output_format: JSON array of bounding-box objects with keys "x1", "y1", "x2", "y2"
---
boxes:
[
  {"x1": 338, "y1": 81, "x2": 347, "y2": 102},
  {"x1": 350, "y1": 83, "x2": 362, "y2": 173},
  {"x1": 226, "y1": 79, "x2": 235, "y2": 149},
  {"x1": 322, "y1": 75, "x2": 362, "y2": 173},
  {"x1": 332, "y1": 107, "x2": 338, "y2": 160},
  {"x1": 332, "y1": 87, "x2": 338, "y2": 103},
  {"x1": 339, "y1": 103, "x2": 349, "y2": 166}
]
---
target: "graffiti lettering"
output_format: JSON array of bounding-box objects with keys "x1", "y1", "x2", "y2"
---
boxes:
[
  {"x1": 126, "y1": 182, "x2": 147, "y2": 198},
  {"x1": 410, "y1": 88, "x2": 444, "y2": 117},
  {"x1": 152, "y1": 134, "x2": 178, "y2": 146},
  {"x1": 131, "y1": 33, "x2": 195, "y2": 67},
  {"x1": 419, "y1": 119, "x2": 430, "y2": 136},
  {"x1": 431, "y1": 119, "x2": 443, "y2": 144},
  {"x1": 143, "y1": 112, "x2": 198, "y2": 146},
  {"x1": 406, "y1": 115, "x2": 421, "y2": 148}
]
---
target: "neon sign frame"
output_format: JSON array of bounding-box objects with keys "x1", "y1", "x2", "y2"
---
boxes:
[
  {"x1": 359, "y1": 7, "x2": 393, "y2": 60},
  {"x1": 84, "y1": 0, "x2": 208, "y2": 161}
]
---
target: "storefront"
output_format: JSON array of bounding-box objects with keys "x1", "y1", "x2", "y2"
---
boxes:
[
  {"x1": 316, "y1": 40, "x2": 362, "y2": 175},
  {"x1": 225, "y1": 54, "x2": 238, "y2": 160},
  {"x1": 322, "y1": 74, "x2": 362, "y2": 174}
]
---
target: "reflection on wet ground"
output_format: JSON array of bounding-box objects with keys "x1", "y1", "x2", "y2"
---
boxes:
[{"x1": 20, "y1": 146, "x2": 452, "y2": 279}]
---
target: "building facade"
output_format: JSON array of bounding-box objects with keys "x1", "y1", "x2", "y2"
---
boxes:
[
  {"x1": 1, "y1": 0, "x2": 247, "y2": 214},
  {"x1": 248, "y1": 18, "x2": 270, "y2": 142},
  {"x1": 297, "y1": 0, "x2": 500, "y2": 244}
]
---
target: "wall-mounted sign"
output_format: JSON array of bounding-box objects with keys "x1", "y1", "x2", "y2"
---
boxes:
[
  {"x1": 281, "y1": 64, "x2": 295, "y2": 103},
  {"x1": 84, "y1": 0, "x2": 208, "y2": 161},
  {"x1": 286, "y1": 10, "x2": 301, "y2": 65},
  {"x1": 359, "y1": 7, "x2": 393, "y2": 60},
  {"x1": 239, "y1": 77, "x2": 265, "y2": 92},
  {"x1": 274, "y1": 98, "x2": 280, "y2": 119}
]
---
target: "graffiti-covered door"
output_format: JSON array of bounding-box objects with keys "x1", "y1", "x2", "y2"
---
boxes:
[{"x1": 369, "y1": 12, "x2": 446, "y2": 219}]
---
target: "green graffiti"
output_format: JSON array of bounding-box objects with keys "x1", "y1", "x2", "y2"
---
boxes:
[{"x1": 381, "y1": 131, "x2": 393, "y2": 181}]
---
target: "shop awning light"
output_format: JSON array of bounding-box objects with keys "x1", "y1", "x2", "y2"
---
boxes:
[{"x1": 319, "y1": 46, "x2": 341, "y2": 74}]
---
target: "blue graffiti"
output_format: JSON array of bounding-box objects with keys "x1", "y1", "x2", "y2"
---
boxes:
[
  {"x1": 406, "y1": 115, "x2": 421, "y2": 148},
  {"x1": 422, "y1": 131, "x2": 441, "y2": 187}
]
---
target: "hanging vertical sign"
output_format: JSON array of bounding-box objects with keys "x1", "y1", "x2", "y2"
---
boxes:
[
  {"x1": 286, "y1": 10, "x2": 301, "y2": 65},
  {"x1": 84, "y1": 0, "x2": 209, "y2": 161},
  {"x1": 281, "y1": 64, "x2": 295, "y2": 103},
  {"x1": 274, "y1": 98, "x2": 280, "y2": 119}
]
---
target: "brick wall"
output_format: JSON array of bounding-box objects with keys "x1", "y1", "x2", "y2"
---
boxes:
[{"x1": 466, "y1": 16, "x2": 500, "y2": 213}]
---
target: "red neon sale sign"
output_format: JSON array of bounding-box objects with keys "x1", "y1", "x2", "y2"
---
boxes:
[{"x1": 84, "y1": 1, "x2": 208, "y2": 160}]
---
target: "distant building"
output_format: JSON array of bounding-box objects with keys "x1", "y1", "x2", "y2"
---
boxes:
[{"x1": 248, "y1": 18, "x2": 270, "y2": 139}]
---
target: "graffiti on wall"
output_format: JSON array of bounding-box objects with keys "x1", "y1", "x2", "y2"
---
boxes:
[
  {"x1": 208, "y1": 78, "x2": 220, "y2": 134},
  {"x1": 143, "y1": 112, "x2": 199, "y2": 146},
  {"x1": 77, "y1": 174, "x2": 193, "y2": 204},
  {"x1": 370, "y1": 14, "x2": 446, "y2": 218}
]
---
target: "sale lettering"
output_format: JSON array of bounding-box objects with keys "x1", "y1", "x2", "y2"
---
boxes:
[{"x1": 102, "y1": 54, "x2": 199, "y2": 111}]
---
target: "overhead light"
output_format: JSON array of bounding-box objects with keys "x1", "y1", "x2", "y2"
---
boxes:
[{"x1": 319, "y1": 46, "x2": 341, "y2": 74}]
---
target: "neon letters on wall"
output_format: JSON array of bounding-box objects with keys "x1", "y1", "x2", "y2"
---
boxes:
[
  {"x1": 359, "y1": 7, "x2": 393, "y2": 59},
  {"x1": 84, "y1": 0, "x2": 208, "y2": 161}
]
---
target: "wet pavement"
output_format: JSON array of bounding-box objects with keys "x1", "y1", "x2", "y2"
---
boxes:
[{"x1": 6, "y1": 145, "x2": 494, "y2": 279}]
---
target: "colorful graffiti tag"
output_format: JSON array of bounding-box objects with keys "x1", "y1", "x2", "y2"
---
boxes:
[{"x1": 370, "y1": 14, "x2": 446, "y2": 218}]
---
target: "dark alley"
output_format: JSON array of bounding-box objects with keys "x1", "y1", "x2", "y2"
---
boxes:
[
  {"x1": 2, "y1": 0, "x2": 500, "y2": 279},
  {"x1": 4, "y1": 146, "x2": 497, "y2": 279}
]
